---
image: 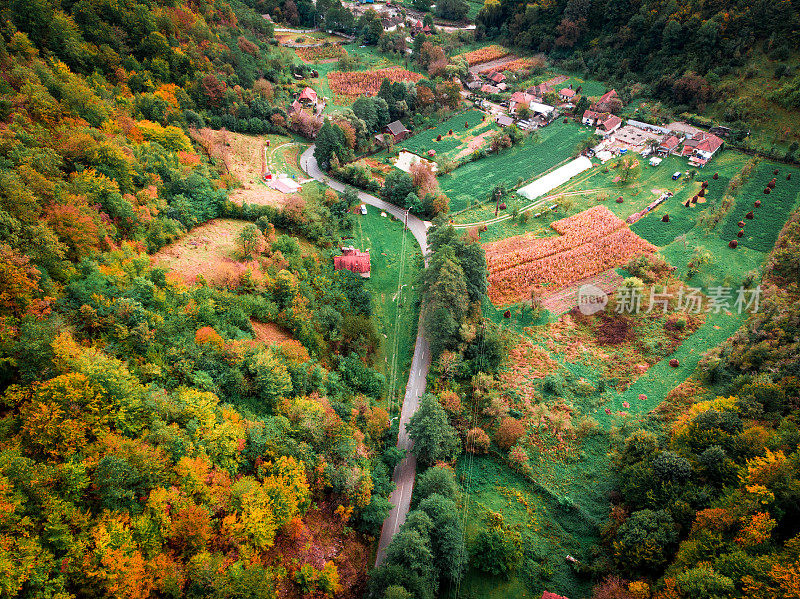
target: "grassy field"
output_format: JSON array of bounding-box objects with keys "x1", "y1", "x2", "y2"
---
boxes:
[
  {"x1": 454, "y1": 452, "x2": 604, "y2": 599},
  {"x1": 442, "y1": 121, "x2": 591, "y2": 213},
  {"x1": 398, "y1": 109, "x2": 498, "y2": 162},
  {"x1": 349, "y1": 207, "x2": 422, "y2": 412}
]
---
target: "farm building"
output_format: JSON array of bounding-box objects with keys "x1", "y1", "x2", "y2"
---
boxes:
[
  {"x1": 481, "y1": 84, "x2": 500, "y2": 94},
  {"x1": 559, "y1": 87, "x2": 576, "y2": 101},
  {"x1": 334, "y1": 246, "x2": 370, "y2": 277},
  {"x1": 582, "y1": 109, "x2": 604, "y2": 126},
  {"x1": 509, "y1": 91, "x2": 536, "y2": 113},
  {"x1": 596, "y1": 114, "x2": 622, "y2": 136},
  {"x1": 530, "y1": 102, "x2": 555, "y2": 117},
  {"x1": 658, "y1": 135, "x2": 681, "y2": 155},
  {"x1": 496, "y1": 114, "x2": 514, "y2": 127},
  {"x1": 298, "y1": 87, "x2": 318, "y2": 105},
  {"x1": 680, "y1": 131, "x2": 724, "y2": 161},
  {"x1": 381, "y1": 120, "x2": 410, "y2": 144},
  {"x1": 594, "y1": 89, "x2": 621, "y2": 112},
  {"x1": 487, "y1": 71, "x2": 506, "y2": 84},
  {"x1": 527, "y1": 82, "x2": 551, "y2": 99},
  {"x1": 517, "y1": 156, "x2": 593, "y2": 201}
]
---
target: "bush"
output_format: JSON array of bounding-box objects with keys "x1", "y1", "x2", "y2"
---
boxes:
[{"x1": 495, "y1": 417, "x2": 525, "y2": 450}]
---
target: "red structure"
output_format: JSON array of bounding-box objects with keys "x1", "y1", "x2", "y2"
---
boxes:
[
  {"x1": 334, "y1": 246, "x2": 370, "y2": 277},
  {"x1": 542, "y1": 592, "x2": 569, "y2": 599}
]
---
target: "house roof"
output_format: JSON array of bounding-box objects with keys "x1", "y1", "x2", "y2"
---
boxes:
[
  {"x1": 542, "y1": 592, "x2": 569, "y2": 599},
  {"x1": 582, "y1": 109, "x2": 603, "y2": 121},
  {"x1": 527, "y1": 83, "x2": 550, "y2": 96},
  {"x1": 334, "y1": 247, "x2": 370, "y2": 273},
  {"x1": 599, "y1": 114, "x2": 622, "y2": 130},
  {"x1": 299, "y1": 87, "x2": 317, "y2": 102},
  {"x1": 511, "y1": 91, "x2": 535, "y2": 105},
  {"x1": 560, "y1": 88, "x2": 576, "y2": 97},
  {"x1": 481, "y1": 84, "x2": 500, "y2": 93},
  {"x1": 289, "y1": 99, "x2": 303, "y2": 113},
  {"x1": 694, "y1": 132, "x2": 723, "y2": 153},
  {"x1": 386, "y1": 120, "x2": 409, "y2": 136},
  {"x1": 489, "y1": 71, "x2": 506, "y2": 83},
  {"x1": 597, "y1": 89, "x2": 618, "y2": 104},
  {"x1": 496, "y1": 114, "x2": 514, "y2": 127},
  {"x1": 660, "y1": 135, "x2": 680, "y2": 150},
  {"x1": 530, "y1": 102, "x2": 554, "y2": 115}
]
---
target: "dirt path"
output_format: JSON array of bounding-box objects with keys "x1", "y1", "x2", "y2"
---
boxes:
[
  {"x1": 454, "y1": 129, "x2": 495, "y2": 161},
  {"x1": 540, "y1": 268, "x2": 623, "y2": 314}
]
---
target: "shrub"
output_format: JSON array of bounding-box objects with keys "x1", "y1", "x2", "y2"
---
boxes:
[
  {"x1": 466, "y1": 428, "x2": 490, "y2": 453},
  {"x1": 495, "y1": 417, "x2": 526, "y2": 450}
]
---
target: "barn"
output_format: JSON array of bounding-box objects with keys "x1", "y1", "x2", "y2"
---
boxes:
[{"x1": 334, "y1": 246, "x2": 371, "y2": 277}]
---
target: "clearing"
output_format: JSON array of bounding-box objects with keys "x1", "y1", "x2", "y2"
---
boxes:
[{"x1": 153, "y1": 219, "x2": 255, "y2": 286}]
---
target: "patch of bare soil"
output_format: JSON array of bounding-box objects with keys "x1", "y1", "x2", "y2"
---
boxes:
[
  {"x1": 454, "y1": 129, "x2": 495, "y2": 161},
  {"x1": 153, "y1": 219, "x2": 259, "y2": 286},
  {"x1": 251, "y1": 320, "x2": 294, "y2": 345}
]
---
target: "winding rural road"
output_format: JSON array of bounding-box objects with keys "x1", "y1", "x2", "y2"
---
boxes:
[{"x1": 299, "y1": 147, "x2": 432, "y2": 567}]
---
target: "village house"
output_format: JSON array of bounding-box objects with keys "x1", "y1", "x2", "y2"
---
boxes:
[
  {"x1": 377, "y1": 120, "x2": 410, "y2": 145},
  {"x1": 288, "y1": 99, "x2": 303, "y2": 115},
  {"x1": 480, "y1": 83, "x2": 500, "y2": 94},
  {"x1": 596, "y1": 114, "x2": 622, "y2": 136},
  {"x1": 559, "y1": 87, "x2": 576, "y2": 102},
  {"x1": 333, "y1": 246, "x2": 370, "y2": 277},
  {"x1": 680, "y1": 131, "x2": 724, "y2": 165},
  {"x1": 594, "y1": 89, "x2": 621, "y2": 113},
  {"x1": 541, "y1": 592, "x2": 569, "y2": 599},
  {"x1": 582, "y1": 109, "x2": 604, "y2": 126},
  {"x1": 509, "y1": 91, "x2": 536, "y2": 113},
  {"x1": 495, "y1": 114, "x2": 514, "y2": 127},
  {"x1": 487, "y1": 71, "x2": 506, "y2": 84},
  {"x1": 298, "y1": 86, "x2": 318, "y2": 106},
  {"x1": 526, "y1": 83, "x2": 551, "y2": 100},
  {"x1": 657, "y1": 135, "x2": 681, "y2": 155}
]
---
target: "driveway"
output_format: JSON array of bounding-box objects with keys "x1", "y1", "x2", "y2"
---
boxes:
[{"x1": 299, "y1": 147, "x2": 431, "y2": 566}]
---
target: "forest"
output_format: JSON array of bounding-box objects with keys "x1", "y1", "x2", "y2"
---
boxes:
[{"x1": 2, "y1": 0, "x2": 800, "y2": 597}]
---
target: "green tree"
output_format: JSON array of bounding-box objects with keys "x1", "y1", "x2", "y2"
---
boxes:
[
  {"x1": 382, "y1": 170, "x2": 415, "y2": 206},
  {"x1": 315, "y1": 120, "x2": 348, "y2": 170},
  {"x1": 414, "y1": 466, "x2": 459, "y2": 504},
  {"x1": 471, "y1": 526, "x2": 522, "y2": 577},
  {"x1": 237, "y1": 223, "x2": 264, "y2": 260},
  {"x1": 407, "y1": 394, "x2": 461, "y2": 465},
  {"x1": 614, "y1": 509, "x2": 679, "y2": 573}
]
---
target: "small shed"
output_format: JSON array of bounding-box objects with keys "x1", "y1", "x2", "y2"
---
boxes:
[
  {"x1": 334, "y1": 246, "x2": 370, "y2": 277},
  {"x1": 383, "y1": 120, "x2": 410, "y2": 143},
  {"x1": 496, "y1": 114, "x2": 514, "y2": 127}
]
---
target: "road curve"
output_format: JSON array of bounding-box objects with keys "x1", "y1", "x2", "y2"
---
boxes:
[{"x1": 299, "y1": 147, "x2": 431, "y2": 567}]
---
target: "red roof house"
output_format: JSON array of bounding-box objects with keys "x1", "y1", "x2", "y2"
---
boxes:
[
  {"x1": 334, "y1": 246, "x2": 370, "y2": 277},
  {"x1": 681, "y1": 131, "x2": 724, "y2": 160},
  {"x1": 658, "y1": 135, "x2": 681, "y2": 154},
  {"x1": 596, "y1": 114, "x2": 622, "y2": 135},
  {"x1": 488, "y1": 71, "x2": 506, "y2": 84},
  {"x1": 594, "y1": 89, "x2": 620, "y2": 112},
  {"x1": 298, "y1": 87, "x2": 318, "y2": 104},
  {"x1": 582, "y1": 109, "x2": 603, "y2": 126},
  {"x1": 542, "y1": 592, "x2": 569, "y2": 599},
  {"x1": 559, "y1": 87, "x2": 576, "y2": 100}
]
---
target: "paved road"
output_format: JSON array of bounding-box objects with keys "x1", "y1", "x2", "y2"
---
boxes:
[{"x1": 299, "y1": 147, "x2": 431, "y2": 566}]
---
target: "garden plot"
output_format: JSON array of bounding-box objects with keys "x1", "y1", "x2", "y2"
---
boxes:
[
  {"x1": 326, "y1": 67, "x2": 422, "y2": 99},
  {"x1": 442, "y1": 121, "x2": 590, "y2": 212},
  {"x1": 398, "y1": 109, "x2": 497, "y2": 163},
  {"x1": 485, "y1": 206, "x2": 655, "y2": 305}
]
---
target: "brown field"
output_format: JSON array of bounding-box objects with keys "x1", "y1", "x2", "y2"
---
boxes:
[
  {"x1": 153, "y1": 219, "x2": 259, "y2": 286},
  {"x1": 295, "y1": 45, "x2": 347, "y2": 62},
  {"x1": 327, "y1": 68, "x2": 423, "y2": 97},
  {"x1": 456, "y1": 44, "x2": 511, "y2": 66},
  {"x1": 485, "y1": 206, "x2": 656, "y2": 305}
]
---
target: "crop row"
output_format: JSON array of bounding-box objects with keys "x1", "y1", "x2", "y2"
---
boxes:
[
  {"x1": 485, "y1": 206, "x2": 626, "y2": 272},
  {"x1": 456, "y1": 44, "x2": 511, "y2": 66},
  {"x1": 327, "y1": 68, "x2": 423, "y2": 96},
  {"x1": 295, "y1": 45, "x2": 346, "y2": 62},
  {"x1": 475, "y1": 58, "x2": 536, "y2": 73},
  {"x1": 488, "y1": 228, "x2": 656, "y2": 305}
]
